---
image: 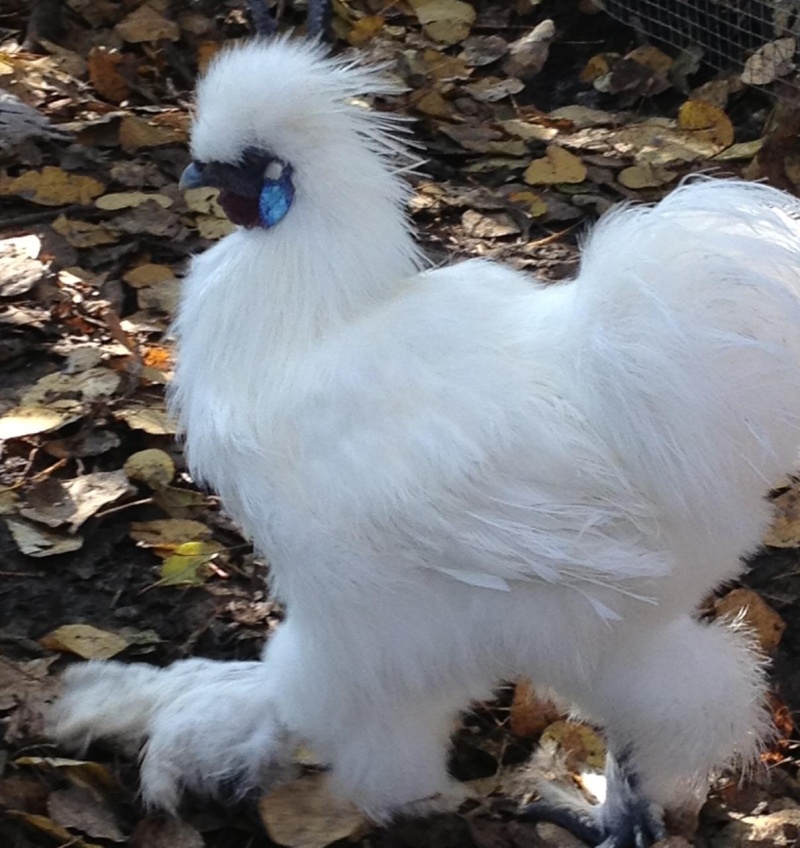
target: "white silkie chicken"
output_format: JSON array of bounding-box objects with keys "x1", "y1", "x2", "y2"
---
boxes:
[{"x1": 54, "y1": 35, "x2": 800, "y2": 848}]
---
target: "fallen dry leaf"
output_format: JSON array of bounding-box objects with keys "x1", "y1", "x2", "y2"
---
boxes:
[
  {"x1": 0, "y1": 167, "x2": 105, "y2": 206},
  {"x1": 510, "y1": 679, "x2": 565, "y2": 738},
  {"x1": 742, "y1": 37, "x2": 796, "y2": 86},
  {"x1": 5, "y1": 517, "x2": 84, "y2": 557},
  {"x1": 540, "y1": 721, "x2": 606, "y2": 772},
  {"x1": 114, "y1": 406, "x2": 177, "y2": 435},
  {"x1": 130, "y1": 518, "x2": 212, "y2": 550},
  {"x1": 677, "y1": 99, "x2": 734, "y2": 148},
  {"x1": 20, "y1": 471, "x2": 133, "y2": 532},
  {"x1": 158, "y1": 540, "x2": 224, "y2": 587},
  {"x1": 87, "y1": 47, "x2": 131, "y2": 103},
  {"x1": 258, "y1": 773, "x2": 369, "y2": 848},
  {"x1": 0, "y1": 234, "x2": 46, "y2": 296},
  {"x1": 409, "y1": 0, "x2": 476, "y2": 46},
  {"x1": 115, "y1": 3, "x2": 180, "y2": 43},
  {"x1": 123, "y1": 262, "x2": 175, "y2": 287},
  {"x1": 715, "y1": 588, "x2": 786, "y2": 654},
  {"x1": 119, "y1": 115, "x2": 185, "y2": 152},
  {"x1": 0, "y1": 406, "x2": 76, "y2": 440},
  {"x1": 618, "y1": 163, "x2": 678, "y2": 189},
  {"x1": 96, "y1": 191, "x2": 173, "y2": 210},
  {"x1": 52, "y1": 216, "x2": 119, "y2": 248},
  {"x1": 40, "y1": 623, "x2": 130, "y2": 660},
  {"x1": 48, "y1": 785, "x2": 126, "y2": 842},
  {"x1": 764, "y1": 485, "x2": 800, "y2": 547},
  {"x1": 524, "y1": 145, "x2": 587, "y2": 185},
  {"x1": 15, "y1": 757, "x2": 116, "y2": 790}
]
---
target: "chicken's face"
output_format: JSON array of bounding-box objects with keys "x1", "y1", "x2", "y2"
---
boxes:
[
  {"x1": 178, "y1": 37, "x2": 394, "y2": 233},
  {"x1": 180, "y1": 145, "x2": 294, "y2": 229}
]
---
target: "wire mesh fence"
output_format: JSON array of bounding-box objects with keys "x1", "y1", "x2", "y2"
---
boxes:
[{"x1": 599, "y1": 0, "x2": 800, "y2": 93}]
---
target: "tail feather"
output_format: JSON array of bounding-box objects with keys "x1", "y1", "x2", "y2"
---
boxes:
[{"x1": 570, "y1": 180, "x2": 800, "y2": 552}]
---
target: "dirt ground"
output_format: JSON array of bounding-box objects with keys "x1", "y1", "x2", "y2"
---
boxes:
[{"x1": 2, "y1": 1, "x2": 800, "y2": 847}]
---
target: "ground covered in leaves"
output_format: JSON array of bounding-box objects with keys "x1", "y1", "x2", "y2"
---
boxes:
[{"x1": 3, "y1": 1, "x2": 800, "y2": 846}]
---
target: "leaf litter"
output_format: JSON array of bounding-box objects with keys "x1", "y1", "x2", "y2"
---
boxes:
[{"x1": 2, "y1": 1, "x2": 800, "y2": 847}]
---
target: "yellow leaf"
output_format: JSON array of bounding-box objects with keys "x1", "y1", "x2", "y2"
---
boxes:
[
  {"x1": 677, "y1": 99, "x2": 734, "y2": 148},
  {"x1": 524, "y1": 145, "x2": 587, "y2": 185},
  {"x1": 158, "y1": 542, "x2": 222, "y2": 586},
  {"x1": 124, "y1": 448, "x2": 175, "y2": 489},
  {"x1": 196, "y1": 214, "x2": 236, "y2": 239},
  {"x1": 96, "y1": 191, "x2": 173, "y2": 211},
  {"x1": 540, "y1": 720, "x2": 606, "y2": 771},
  {"x1": 347, "y1": 16, "x2": 385, "y2": 46},
  {"x1": 409, "y1": 0, "x2": 476, "y2": 46},
  {"x1": 0, "y1": 167, "x2": 105, "y2": 206},
  {"x1": 39, "y1": 624, "x2": 129, "y2": 660},
  {"x1": 15, "y1": 757, "x2": 116, "y2": 789},
  {"x1": 130, "y1": 518, "x2": 212, "y2": 550},
  {"x1": 508, "y1": 190, "x2": 548, "y2": 217}
]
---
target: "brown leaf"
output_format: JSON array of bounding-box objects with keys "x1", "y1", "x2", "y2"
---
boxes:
[
  {"x1": 87, "y1": 47, "x2": 131, "y2": 103},
  {"x1": 130, "y1": 818, "x2": 204, "y2": 848},
  {"x1": 764, "y1": 485, "x2": 800, "y2": 547},
  {"x1": 123, "y1": 263, "x2": 175, "y2": 288},
  {"x1": 258, "y1": 773, "x2": 369, "y2": 848},
  {"x1": 347, "y1": 16, "x2": 385, "y2": 46},
  {"x1": 48, "y1": 785, "x2": 126, "y2": 842},
  {"x1": 502, "y1": 19, "x2": 554, "y2": 80},
  {"x1": 461, "y1": 209, "x2": 520, "y2": 238},
  {"x1": 52, "y1": 216, "x2": 119, "y2": 248},
  {"x1": 714, "y1": 588, "x2": 786, "y2": 654},
  {"x1": 509, "y1": 680, "x2": 565, "y2": 738},
  {"x1": 119, "y1": 115, "x2": 184, "y2": 152},
  {"x1": 116, "y1": 3, "x2": 180, "y2": 43}
]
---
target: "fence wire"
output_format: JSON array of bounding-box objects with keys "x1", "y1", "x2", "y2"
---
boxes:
[{"x1": 599, "y1": 0, "x2": 800, "y2": 91}]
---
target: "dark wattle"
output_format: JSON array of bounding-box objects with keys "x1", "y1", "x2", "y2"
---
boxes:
[{"x1": 218, "y1": 190, "x2": 261, "y2": 228}]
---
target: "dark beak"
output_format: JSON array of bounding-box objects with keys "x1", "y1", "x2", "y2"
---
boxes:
[{"x1": 179, "y1": 162, "x2": 209, "y2": 190}]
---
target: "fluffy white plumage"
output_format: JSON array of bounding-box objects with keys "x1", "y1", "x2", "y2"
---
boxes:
[{"x1": 55, "y1": 37, "x2": 800, "y2": 836}]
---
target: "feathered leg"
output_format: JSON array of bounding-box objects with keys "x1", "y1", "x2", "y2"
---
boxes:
[
  {"x1": 523, "y1": 751, "x2": 665, "y2": 848},
  {"x1": 526, "y1": 613, "x2": 769, "y2": 847}
]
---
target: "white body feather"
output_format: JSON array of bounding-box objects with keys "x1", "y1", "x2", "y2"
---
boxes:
[{"x1": 55, "y1": 39, "x2": 800, "y2": 821}]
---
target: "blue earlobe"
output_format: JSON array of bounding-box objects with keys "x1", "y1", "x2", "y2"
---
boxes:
[{"x1": 258, "y1": 168, "x2": 295, "y2": 229}]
